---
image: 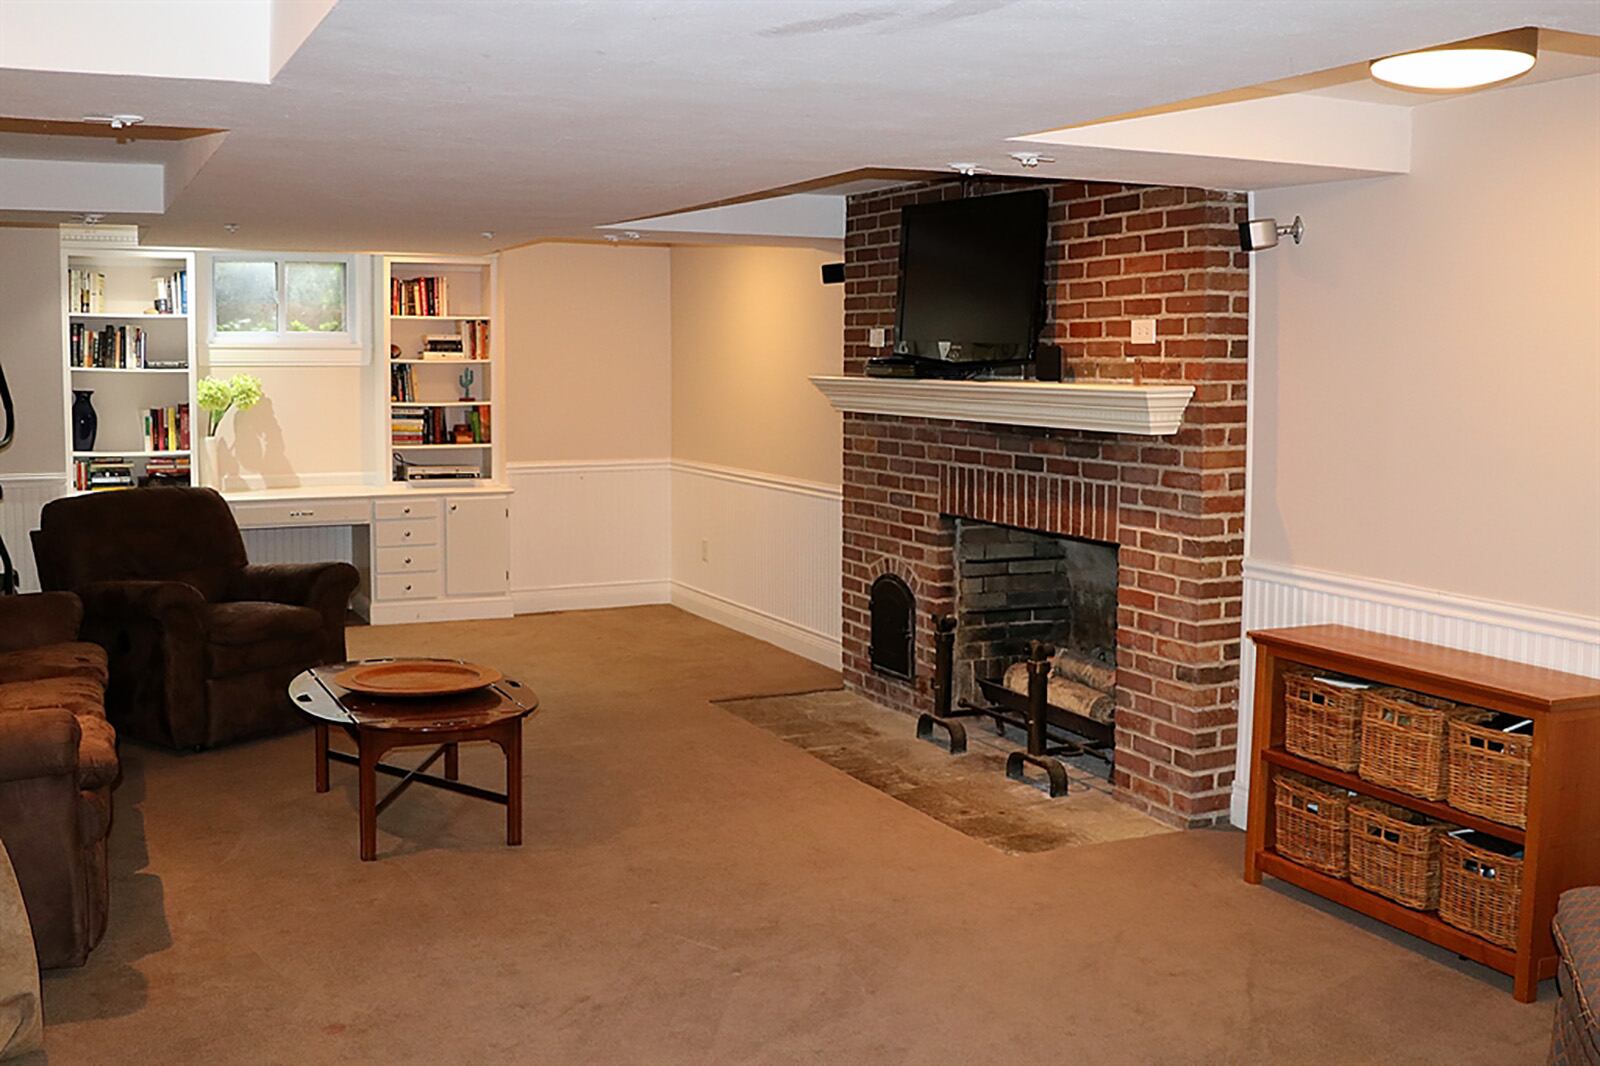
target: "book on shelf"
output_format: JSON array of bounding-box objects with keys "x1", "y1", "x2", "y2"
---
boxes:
[
  {"x1": 67, "y1": 268, "x2": 106, "y2": 313},
  {"x1": 70, "y1": 323, "x2": 148, "y2": 368},
  {"x1": 390, "y1": 275, "x2": 450, "y2": 317},
  {"x1": 141, "y1": 405, "x2": 191, "y2": 452},
  {"x1": 152, "y1": 270, "x2": 188, "y2": 315},
  {"x1": 390, "y1": 404, "x2": 490, "y2": 445},
  {"x1": 142, "y1": 455, "x2": 192, "y2": 486}
]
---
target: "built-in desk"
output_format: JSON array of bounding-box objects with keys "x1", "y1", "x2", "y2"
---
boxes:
[{"x1": 223, "y1": 483, "x2": 513, "y2": 625}]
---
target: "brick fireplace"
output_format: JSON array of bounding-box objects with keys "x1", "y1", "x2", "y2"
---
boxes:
[{"x1": 838, "y1": 178, "x2": 1248, "y2": 828}]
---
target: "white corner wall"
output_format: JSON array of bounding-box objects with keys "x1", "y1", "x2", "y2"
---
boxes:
[{"x1": 1232, "y1": 73, "x2": 1600, "y2": 827}]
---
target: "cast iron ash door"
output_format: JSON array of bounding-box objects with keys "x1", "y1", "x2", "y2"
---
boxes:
[{"x1": 869, "y1": 573, "x2": 916, "y2": 680}]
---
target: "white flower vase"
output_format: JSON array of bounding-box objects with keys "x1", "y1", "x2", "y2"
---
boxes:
[{"x1": 201, "y1": 435, "x2": 221, "y2": 489}]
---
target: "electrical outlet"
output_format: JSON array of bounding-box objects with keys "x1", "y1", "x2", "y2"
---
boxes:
[
  {"x1": 700, "y1": 539, "x2": 709, "y2": 562},
  {"x1": 868, "y1": 327, "x2": 886, "y2": 348},
  {"x1": 1131, "y1": 318, "x2": 1157, "y2": 344}
]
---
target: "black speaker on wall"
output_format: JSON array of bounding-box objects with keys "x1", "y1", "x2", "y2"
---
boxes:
[
  {"x1": 1035, "y1": 343, "x2": 1063, "y2": 382},
  {"x1": 821, "y1": 262, "x2": 845, "y2": 285}
]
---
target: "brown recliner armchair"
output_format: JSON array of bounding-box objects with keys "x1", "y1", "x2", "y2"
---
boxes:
[
  {"x1": 0, "y1": 592, "x2": 117, "y2": 969},
  {"x1": 33, "y1": 487, "x2": 359, "y2": 751}
]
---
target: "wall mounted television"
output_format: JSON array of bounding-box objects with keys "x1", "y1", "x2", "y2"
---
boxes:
[{"x1": 893, "y1": 190, "x2": 1049, "y2": 366}]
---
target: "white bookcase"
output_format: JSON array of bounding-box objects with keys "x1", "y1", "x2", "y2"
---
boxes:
[
  {"x1": 59, "y1": 246, "x2": 198, "y2": 491},
  {"x1": 375, "y1": 254, "x2": 501, "y2": 485}
]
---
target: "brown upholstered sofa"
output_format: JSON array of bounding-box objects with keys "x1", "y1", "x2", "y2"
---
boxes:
[
  {"x1": 1553, "y1": 887, "x2": 1600, "y2": 1065},
  {"x1": 33, "y1": 487, "x2": 360, "y2": 751},
  {"x1": 0, "y1": 592, "x2": 117, "y2": 969}
]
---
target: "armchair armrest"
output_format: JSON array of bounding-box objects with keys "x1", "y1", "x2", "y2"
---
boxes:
[
  {"x1": 0, "y1": 708, "x2": 80, "y2": 784},
  {"x1": 75, "y1": 580, "x2": 207, "y2": 643},
  {"x1": 230, "y1": 563, "x2": 359, "y2": 662},
  {"x1": 0, "y1": 592, "x2": 83, "y2": 653},
  {"x1": 229, "y1": 562, "x2": 359, "y2": 612},
  {"x1": 75, "y1": 579, "x2": 209, "y2": 749}
]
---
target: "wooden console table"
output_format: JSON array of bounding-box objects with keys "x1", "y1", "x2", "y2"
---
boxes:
[{"x1": 1243, "y1": 624, "x2": 1600, "y2": 1002}]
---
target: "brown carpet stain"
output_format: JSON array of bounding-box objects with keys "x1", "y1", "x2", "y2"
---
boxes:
[{"x1": 29, "y1": 607, "x2": 1553, "y2": 1065}]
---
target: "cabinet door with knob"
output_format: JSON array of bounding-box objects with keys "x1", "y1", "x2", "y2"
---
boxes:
[{"x1": 444, "y1": 495, "x2": 510, "y2": 597}]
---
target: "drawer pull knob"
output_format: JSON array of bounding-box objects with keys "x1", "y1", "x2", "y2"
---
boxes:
[
  {"x1": 404, "y1": 557, "x2": 412, "y2": 565},
  {"x1": 403, "y1": 507, "x2": 411, "y2": 515},
  {"x1": 404, "y1": 531, "x2": 411, "y2": 539}
]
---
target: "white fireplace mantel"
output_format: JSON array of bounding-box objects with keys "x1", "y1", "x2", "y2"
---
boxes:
[{"x1": 810, "y1": 376, "x2": 1194, "y2": 436}]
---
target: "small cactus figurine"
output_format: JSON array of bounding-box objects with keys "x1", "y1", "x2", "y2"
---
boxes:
[{"x1": 457, "y1": 367, "x2": 475, "y2": 400}]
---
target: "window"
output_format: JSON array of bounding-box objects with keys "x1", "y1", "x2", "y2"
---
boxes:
[{"x1": 209, "y1": 254, "x2": 363, "y2": 362}]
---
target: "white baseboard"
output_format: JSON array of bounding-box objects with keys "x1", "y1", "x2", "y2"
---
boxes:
[
  {"x1": 513, "y1": 579, "x2": 671, "y2": 614},
  {"x1": 1230, "y1": 558, "x2": 1600, "y2": 829},
  {"x1": 671, "y1": 580, "x2": 841, "y2": 670},
  {"x1": 368, "y1": 595, "x2": 515, "y2": 626}
]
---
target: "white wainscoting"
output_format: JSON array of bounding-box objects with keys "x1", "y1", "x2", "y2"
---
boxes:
[
  {"x1": 670, "y1": 461, "x2": 841, "y2": 669},
  {"x1": 506, "y1": 460, "x2": 672, "y2": 613},
  {"x1": 0, "y1": 473, "x2": 67, "y2": 592},
  {"x1": 1231, "y1": 558, "x2": 1600, "y2": 828}
]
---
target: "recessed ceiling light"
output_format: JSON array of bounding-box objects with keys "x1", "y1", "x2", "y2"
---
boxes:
[
  {"x1": 480, "y1": 230, "x2": 495, "y2": 240},
  {"x1": 1009, "y1": 152, "x2": 1055, "y2": 169},
  {"x1": 1370, "y1": 27, "x2": 1537, "y2": 91},
  {"x1": 223, "y1": 223, "x2": 239, "y2": 233},
  {"x1": 948, "y1": 162, "x2": 991, "y2": 177}
]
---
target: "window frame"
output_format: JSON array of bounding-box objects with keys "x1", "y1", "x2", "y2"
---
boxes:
[{"x1": 207, "y1": 252, "x2": 366, "y2": 364}]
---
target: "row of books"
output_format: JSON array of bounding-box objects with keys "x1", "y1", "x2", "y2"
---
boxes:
[
  {"x1": 68, "y1": 269, "x2": 106, "y2": 314},
  {"x1": 391, "y1": 275, "x2": 450, "y2": 317},
  {"x1": 434, "y1": 322, "x2": 489, "y2": 359},
  {"x1": 142, "y1": 405, "x2": 192, "y2": 452},
  {"x1": 72, "y1": 457, "x2": 133, "y2": 491},
  {"x1": 391, "y1": 405, "x2": 491, "y2": 445},
  {"x1": 153, "y1": 270, "x2": 189, "y2": 315},
  {"x1": 71, "y1": 456, "x2": 191, "y2": 491},
  {"x1": 70, "y1": 323, "x2": 155, "y2": 368}
]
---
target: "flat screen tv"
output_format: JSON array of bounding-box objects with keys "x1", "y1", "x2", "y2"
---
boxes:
[{"x1": 893, "y1": 190, "x2": 1049, "y2": 365}]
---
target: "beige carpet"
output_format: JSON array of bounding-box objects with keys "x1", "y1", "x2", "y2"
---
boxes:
[{"x1": 28, "y1": 606, "x2": 1553, "y2": 1064}]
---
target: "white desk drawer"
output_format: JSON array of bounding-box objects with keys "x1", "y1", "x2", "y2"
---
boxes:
[
  {"x1": 375, "y1": 518, "x2": 439, "y2": 548},
  {"x1": 230, "y1": 498, "x2": 372, "y2": 529},
  {"x1": 374, "y1": 498, "x2": 442, "y2": 522},
  {"x1": 375, "y1": 571, "x2": 441, "y2": 601},
  {"x1": 376, "y1": 544, "x2": 441, "y2": 575}
]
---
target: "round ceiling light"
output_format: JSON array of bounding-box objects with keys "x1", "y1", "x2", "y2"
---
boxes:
[{"x1": 1370, "y1": 27, "x2": 1537, "y2": 91}]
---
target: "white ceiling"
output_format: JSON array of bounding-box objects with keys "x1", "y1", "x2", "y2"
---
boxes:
[{"x1": 1, "y1": 0, "x2": 1597, "y2": 253}]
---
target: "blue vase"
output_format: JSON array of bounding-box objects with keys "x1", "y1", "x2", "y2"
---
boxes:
[{"x1": 71, "y1": 390, "x2": 98, "y2": 451}]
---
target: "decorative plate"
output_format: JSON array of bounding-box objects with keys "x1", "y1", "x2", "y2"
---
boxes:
[{"x1": 333, "y1": 660, "x2": 503, "y2": 698}]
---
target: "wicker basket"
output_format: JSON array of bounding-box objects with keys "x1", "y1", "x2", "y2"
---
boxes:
[
  {"x1": 1274, "y1": 772, "x2": 1352, "y2": 877},
  {"x1": 1447, "y1": 718, "x2": 1532, "y2": 828},
  {"x1": 1438, "y1": 833, "x2": 1524, "y2": 948},
  {"x1": 1348, "y1": 800, "x2": 1449, "y2": 910},
  {"x1": 1359, "y1": 688, "x2": 1488, "y2": 800},
  {"x1": 1284, "y1": 669, "x2": 1367, "y2": 771}
]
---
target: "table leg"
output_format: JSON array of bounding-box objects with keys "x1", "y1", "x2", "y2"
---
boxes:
[
  {"x1": 445, "y1": 743, "x2": 460, "y2": 782},
  {"x1": 314, "y1": 724, "x2": 329, "y2": 794},
  {"x1": 358, "y1": 733, "x2": 380, "y2": 862},
  {"x1": 501, "y1": 722, "x2": 523, "y2": 847}
]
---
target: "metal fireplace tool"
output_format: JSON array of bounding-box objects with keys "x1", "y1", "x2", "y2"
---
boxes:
[{"x1": 915, "y1": 614, "x2": 1114, "y2": 798}]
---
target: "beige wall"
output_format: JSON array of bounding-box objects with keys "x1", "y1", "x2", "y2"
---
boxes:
[
  {"x1": 1251, "y1": 73, "x2": 1600, "y2": 617},
  {"x1": 500, "y1": 242, "x2": 672, "y2": 462},
  {"x1": 0, "y1": 228, "x2": 67, "y2": 474},
  {"x1": 670, "y1": 243, "x2": 843, "y2": 486}
]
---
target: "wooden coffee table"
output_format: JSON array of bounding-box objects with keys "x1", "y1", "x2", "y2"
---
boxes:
[{"x1": 289, "y1": 660, "x2": 540, "y2": 861}]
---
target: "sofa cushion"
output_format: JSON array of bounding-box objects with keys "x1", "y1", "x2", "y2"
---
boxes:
[
  {"x1": 204, "y1": 602, "x2": 324, "y2": 677},
  {"x1": 1556, "y1": 888, "x2": 1600, "y2": 1038},
  {"x1": 0, "y1": 677, "x2": 105, "y2": 722},
  {"x1": 0, "y1": 642, "x2": 108, "y2": 687}
]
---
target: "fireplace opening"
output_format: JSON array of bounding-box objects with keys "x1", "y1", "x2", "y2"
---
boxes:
[
  {"x1": 868, "y1": 573, "x2": 916, "y2": 681},
  {"x1": 953, "y1": 520, "x2": 1118, "y2": 718}
]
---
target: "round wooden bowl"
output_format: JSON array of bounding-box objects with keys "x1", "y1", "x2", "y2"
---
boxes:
[{"x1": 333, "y1": 660, "x2": 503, "y2": 698}]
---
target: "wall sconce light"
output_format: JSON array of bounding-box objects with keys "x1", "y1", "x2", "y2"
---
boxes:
[{"x1": 1239, "y1": 215, "x2": 1304, "y2": 252}]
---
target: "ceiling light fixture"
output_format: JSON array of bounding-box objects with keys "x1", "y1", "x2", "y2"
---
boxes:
[
  {"x1": 1369, "y1": 27, "x2": 1537, "y2": 91},
  {"x1": 1009, "y1": 152, "x2": 1055, "y2": 169},
  {"x1": 948, "y1": 163, "x2": 991, "y2": 177},
  {"x1": 223, "y1": 223, "x2": 239, "y2": 234},
  {"x1": 83, "y1": 113, "x2": 145, "y2": 130},
  {"x1": 480, "y1": 231, "x2": 495, "y2": 240}
]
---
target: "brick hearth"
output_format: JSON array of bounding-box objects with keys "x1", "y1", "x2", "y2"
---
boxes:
[{"x1": 838, "y1": 178, "x2": 1248, "y2": 828}]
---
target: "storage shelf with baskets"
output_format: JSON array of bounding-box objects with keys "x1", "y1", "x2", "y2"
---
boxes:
[{"x1": 1244, "y1": 624, "x2": 1600, "y2": 1003}]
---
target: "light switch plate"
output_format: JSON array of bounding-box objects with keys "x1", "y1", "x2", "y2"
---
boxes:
[
  {"x1": 1131, "y1": 318, "x2": 1157, "y2": 344},
  {"x1": 868, "y1": 327, "x2": 886, "y2": 348}
]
